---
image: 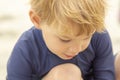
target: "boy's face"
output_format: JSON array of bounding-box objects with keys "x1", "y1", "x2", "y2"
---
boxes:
[{"x1": 41, "y1": 25, "x2": 94, "y2": 60}]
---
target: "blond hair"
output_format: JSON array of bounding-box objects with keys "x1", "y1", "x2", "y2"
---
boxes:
[{"x1": 30, "y1": 0, "x2": 106, "y2": 36}]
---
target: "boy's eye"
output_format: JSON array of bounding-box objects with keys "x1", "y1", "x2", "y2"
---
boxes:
[{"x1": 60, "y1": 39, "x2": 71, "y2": 42}]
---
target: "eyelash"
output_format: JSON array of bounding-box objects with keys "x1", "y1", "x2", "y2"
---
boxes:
[{"x1": 60, "y1": 39, "x2": 71, "y2": 42}]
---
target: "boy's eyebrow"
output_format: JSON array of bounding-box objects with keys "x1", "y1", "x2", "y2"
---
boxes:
[
  {"x1": 56, "y1": 30, "x2": 95, "y2": 40},
  {"x1": 82, "y1": 35, "x2": 92, "y2": 39}
]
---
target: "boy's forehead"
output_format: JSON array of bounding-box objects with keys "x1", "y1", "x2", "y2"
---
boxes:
[
  {"x1": 47, "y1": 21, "x2": 95, "y2": 39},
  {"x1": 56, "y1": 29, "x2": 94, "y2": 40},
  {"x1": 58, "y1": 22, "x2": 82, "y2": 34}
]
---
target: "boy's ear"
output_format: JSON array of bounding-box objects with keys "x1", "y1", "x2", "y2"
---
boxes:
[{"x1": 29, "y1": 9, "x2": 41, "y2": 29}]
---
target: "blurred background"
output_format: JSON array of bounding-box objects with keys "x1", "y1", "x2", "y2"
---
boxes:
[{"x1": 0, "y1": 0, "x2": 120, "y2": 80}]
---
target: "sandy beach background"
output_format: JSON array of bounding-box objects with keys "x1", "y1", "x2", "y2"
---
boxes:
[{"x1": 0, "y1": 0, "x2": 120, "y2": 80}]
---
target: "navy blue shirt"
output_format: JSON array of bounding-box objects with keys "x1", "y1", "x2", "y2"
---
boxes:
[{"x1": 7, "y1": 27, "x2": 115, "y2": 80}]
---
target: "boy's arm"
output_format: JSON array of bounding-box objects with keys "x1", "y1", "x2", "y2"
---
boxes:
[
  {"x1": 92, "y1": 31, "x2": 115, "y2": 80},
  {"x1": 7, "y1": 40, "x2": 33, "y2": 80}
]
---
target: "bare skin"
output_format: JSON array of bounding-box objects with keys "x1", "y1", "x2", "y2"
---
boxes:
[
  {"x1": 115, "y1": 51, "x2": 120, "y2": 80},
  {"x1": 42, "y1": 63, "x2": 83, "y2": 80}
]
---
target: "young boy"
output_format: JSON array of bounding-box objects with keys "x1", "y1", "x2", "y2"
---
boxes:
[
  {"x1": 42, "y1": 63, "x2": 83, "y2": 80},
  {"x1": 7, "y1": 0, "x2": 115, "y2": 80}
]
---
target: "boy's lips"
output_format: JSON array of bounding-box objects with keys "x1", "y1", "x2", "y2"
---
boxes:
[{"x1": 64, "y1": 54, "x2": 76, "y2": 58}]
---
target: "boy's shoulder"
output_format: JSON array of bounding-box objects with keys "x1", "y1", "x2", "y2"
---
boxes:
[
  {"x1": 92, "y1": 30, "x2": 109, "y2": 40},
  {"x1": 18, "y1": 26, "x2": 41, "y2": 41},
  {"x1": 15, "y1": 26, "x2": 44, "y2": 52},
  {"x1": 14, "y1": 26, "x2": 44, "y2": 59},
  {"x1": 91, "y1": 30, "x2": 111, "y2": 50}
]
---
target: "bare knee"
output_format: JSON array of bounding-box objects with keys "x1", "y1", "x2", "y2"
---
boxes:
[
  {"x1": 115, "y1": 51, "x2": 120, "y2": 80},
  {"x1": 42, "y1": 63, "x2": 83, "y2": 80}
]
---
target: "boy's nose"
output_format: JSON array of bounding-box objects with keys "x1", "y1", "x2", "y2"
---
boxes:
[{"x1": 68, "y1": 45, "x2": 82, "y2": 55}]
